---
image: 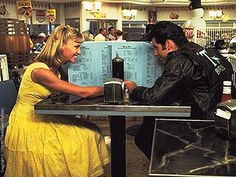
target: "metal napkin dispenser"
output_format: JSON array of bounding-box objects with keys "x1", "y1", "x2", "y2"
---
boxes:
[
  {"x1": 104, "y1": 78, "x2": 124, "y2": 104},
  {"x1": 214, "y1": 99, "x2": 236, "y2": 139}
]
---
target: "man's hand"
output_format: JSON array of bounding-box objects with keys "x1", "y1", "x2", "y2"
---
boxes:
[{"x1": 124, "y1": 80, "x2": 137, "y2": 94}]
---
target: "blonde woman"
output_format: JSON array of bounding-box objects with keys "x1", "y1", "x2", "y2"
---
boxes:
[{"x1": 4, "y1": 25, "x2": 110, "y2": 177}]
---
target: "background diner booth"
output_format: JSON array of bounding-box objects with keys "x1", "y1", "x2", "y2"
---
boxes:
[{"x1": 1, "y1": 0, "x2": 236, "y2": 176}]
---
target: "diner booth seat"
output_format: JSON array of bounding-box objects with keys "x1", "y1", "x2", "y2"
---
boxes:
[
  {"x1": 0, "y1": 79, "x2": 17, "y2": 115},
  {"x1": 0, "y1": 79, "x2": 17, "y2": 175}
]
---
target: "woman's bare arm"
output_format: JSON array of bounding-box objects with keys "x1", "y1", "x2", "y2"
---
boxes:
[{"x1": 31, "y1": 68, "x2": 103, "y2": 98}]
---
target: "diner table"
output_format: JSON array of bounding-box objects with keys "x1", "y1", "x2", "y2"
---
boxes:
[
  {"x1": 149, "y1": 118, "x2": 236, "y2": 177},
  {"x1": 34, "y1": 94, "x2": 191, "y2": 177}
]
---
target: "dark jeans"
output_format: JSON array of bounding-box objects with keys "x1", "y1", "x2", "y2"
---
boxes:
[{"x1": 134, "y1": 116, "x2": 156, "y2": 159}]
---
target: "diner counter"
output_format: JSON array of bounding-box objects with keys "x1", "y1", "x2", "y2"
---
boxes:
[{"x1": 149, "y1": 119, "x2": 236, "y2": 177}]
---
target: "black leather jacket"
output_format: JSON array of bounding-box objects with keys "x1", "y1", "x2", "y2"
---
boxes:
[{"x1": 130, "y1": 42, "x2": 233, "y2": 118}]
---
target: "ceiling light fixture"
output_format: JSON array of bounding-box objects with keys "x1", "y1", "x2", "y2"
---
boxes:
[
  {"x1": 122, "y1": 8, "x2": 138, "y2": 20},
  {"x1": 82, "y1": 1, "x2": 102, "y2": 11},
  {"x1": 209, "y1": 10, "x2": 223, "y2": 19}
]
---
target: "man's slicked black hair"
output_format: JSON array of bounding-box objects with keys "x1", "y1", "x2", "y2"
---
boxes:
[{"x1": 147, "y1": 21, "x2": 188, "y2": 47}]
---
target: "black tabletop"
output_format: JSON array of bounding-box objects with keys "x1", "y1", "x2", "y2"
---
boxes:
[
  {"x1": 34, "y1": 94, "x2": 191, "y2": 117},
  {"x1": 150, "y1": 119, "x2": 236, "y2": 176}
]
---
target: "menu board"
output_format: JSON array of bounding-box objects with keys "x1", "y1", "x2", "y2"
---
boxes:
[{"x1": 68, "y1": 41, "x2": 163, "y2": 87}]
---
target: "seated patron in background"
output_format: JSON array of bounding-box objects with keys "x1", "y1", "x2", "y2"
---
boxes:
[
  {"x1": 107, "y1": 26, "x2": 116, "y2": 41},
  {"x1": 33, "y1": 32, "x2": 47, "y2": 52},
  {"x1": 125, "y1": 21, "x2": 233, "y2": 159},
  {"x1": 116, "y1": 30, "x2": 125, "y2": 41},
  {"x1": 81, "y1": 30, "x2": 95, "y2": 41},
  {"x1": 4, "y1": 25, "x2": 110, "y2": 177},
  {"x1": 94, "y1": 27, "x2": 107, "y2": 41}
]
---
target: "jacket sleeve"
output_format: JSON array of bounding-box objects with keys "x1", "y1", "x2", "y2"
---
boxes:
[{"x1": 130, "y1": 57, "x2": 188, "y2": 105}]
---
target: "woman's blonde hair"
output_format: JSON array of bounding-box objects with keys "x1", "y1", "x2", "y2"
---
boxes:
[{"x1": 34, "y1": 25, "x2": 84, "y2": 67}]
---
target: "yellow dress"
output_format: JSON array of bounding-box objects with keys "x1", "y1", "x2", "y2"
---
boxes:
[{"x1": 4, "y1": 62, "x2": 110, "y2": 177}]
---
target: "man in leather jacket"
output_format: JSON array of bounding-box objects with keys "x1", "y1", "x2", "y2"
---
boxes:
[{"x1": 125, "y1": 21, "x2": 233, "y2": 159}]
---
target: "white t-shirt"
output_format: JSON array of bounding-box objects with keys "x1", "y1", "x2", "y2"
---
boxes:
[{"x1": 94, "y1": 34, "x2": 106, "y2": 41}]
